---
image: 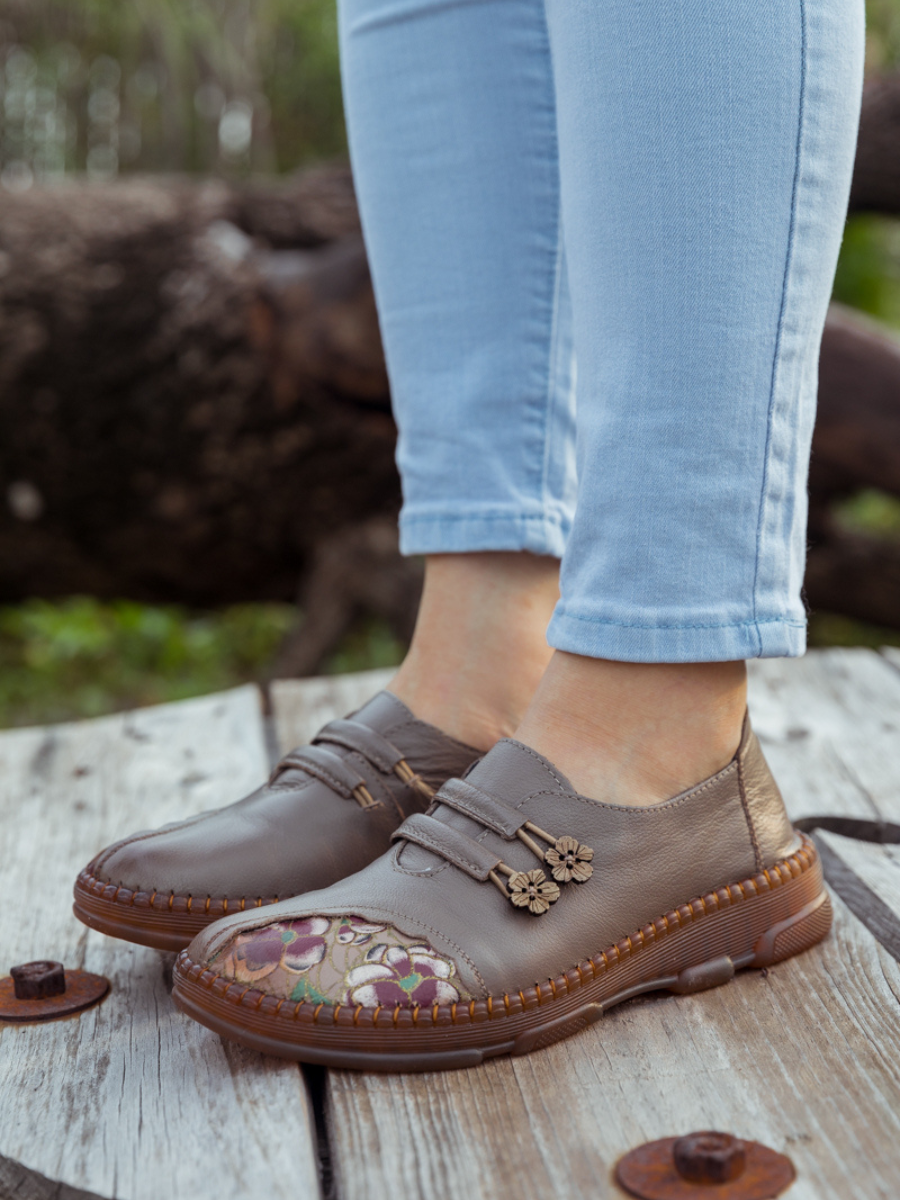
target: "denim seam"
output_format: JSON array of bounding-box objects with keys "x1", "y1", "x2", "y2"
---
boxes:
[
  {"x1": 552, "y1": 613, "x2": 805, "y2": 632},
  {"x1": 401, "y1": 510, "x2": 569, "y2": 526},
  {"x1": 751, "y1": 0, "x2": 808, "y2": 651},
  {"x1": 531, "y1": 7, "x2": 563, "y2": 530},
  {"x1": 540, "y1": 228, "x2": 565, "y2": 529}
]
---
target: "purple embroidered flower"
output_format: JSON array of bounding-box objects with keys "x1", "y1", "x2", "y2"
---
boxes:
[
  {"x1": 279, "y1": 917, "x2": 330, "y2": 973},
  {"x1": 220, "y1": 917, "x2": 329, "y2": 984},
  {"x1": 345, "y1": 943, "x2": 460, "y2": 1008},
  {"x1": 336, "y1": 917, "x2": 386, "y2": 946}
]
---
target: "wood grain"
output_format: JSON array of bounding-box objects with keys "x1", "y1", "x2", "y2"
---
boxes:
[
  {"x1": 267, "y1": 652, "x2": 900, "y2": 1200},
  {"x1": 0, "y1": 687, "x2": 320, "y2": 1200}
]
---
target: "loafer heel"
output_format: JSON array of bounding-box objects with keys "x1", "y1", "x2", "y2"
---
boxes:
[{"x1": 752, "y1": 888, "x2": 833, "y2": 968}]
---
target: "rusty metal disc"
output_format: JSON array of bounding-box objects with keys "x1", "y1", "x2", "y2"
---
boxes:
[
  {"x1": 616, "y1": 1133, "x2": 795, "y2": 1200},
  {"x1": 0, "y1": 969, "x2": 110, "y2": 1023}
]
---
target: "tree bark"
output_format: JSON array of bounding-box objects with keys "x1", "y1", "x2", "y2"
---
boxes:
[
  {"x1": 848, "y1": 75, "x2": 900, "y2": 216},
  {"x1": 0, "y1": 169, "x2": 396, "y2": 606}
]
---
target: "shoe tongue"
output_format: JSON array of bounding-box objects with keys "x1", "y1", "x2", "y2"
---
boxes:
[
  {"x1": 397, "y1": 738, "x2": 574, "y2": 871},
  {"x1": 464, "y1": 737, "x2": 576, "y2": 800},
  {"x1": 350, "y1": 689, "x2": 418, "y2": 734}
]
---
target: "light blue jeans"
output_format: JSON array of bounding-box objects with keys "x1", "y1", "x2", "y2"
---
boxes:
[{"x1": 337, "y1": 0, "x2": 864, "y2": 662}]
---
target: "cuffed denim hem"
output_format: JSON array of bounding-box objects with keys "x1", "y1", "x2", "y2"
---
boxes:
[
  {"x1": 399, "y1": 506, "x2": 570, "y2": 559},
  {"x1": 547, "y1": 607, "x2": 807, "y2": 663}
]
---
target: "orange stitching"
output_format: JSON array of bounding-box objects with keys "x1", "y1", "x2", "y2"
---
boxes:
[
  {"x1": 205, "y1": 896, "x2": 211, "y2": 913},
  {"x1": 240, "y1": 898, "x2": 246, "y2": 911},
  {"x1": 187, "y1": 895, "x2": 193, "y2": 913},
  {"x1": 332, "y1": 1004, "x2": 342, "y2": 1024},
  {"x1": 293, "y1": 1003, "x2": 302, "y2": 1020},
  {"x1": 432, "y1": 1003, "x2": 439, "y2": 1024},
  {"x1": 487, "y1": 996, "x2": 493, "y2": 1018},
  {"x1": 274, "y1": 998, "x2": 285, "y2": 1016},
  {"x1": 373, "y1": 1005, "x2": 383, "y2": 1026},
  {"x1": 168, "y1": 893, "x2": 174, "y2": 911},
  {"x1": 194, "y1": 840, "x2": 814, "y2": 1033}
]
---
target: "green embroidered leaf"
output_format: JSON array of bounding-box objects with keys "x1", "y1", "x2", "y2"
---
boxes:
[{"x1": 289, "y1": 977, "x2": 331, "y2": 1005}]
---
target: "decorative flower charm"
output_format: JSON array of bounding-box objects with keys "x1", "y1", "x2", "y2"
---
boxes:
[
  {"x1": 219, "y1": 917, "x2": 329, "y2": 983},
  {"x1": 346, "y1": 943, "x2": 461, "y2": 1007},
  {"x1": 507, "y1": 869, "x2": 561, "y2": 915},
  {"x1": 545, "y1": 835, "x2": 594, "y2": 884}
]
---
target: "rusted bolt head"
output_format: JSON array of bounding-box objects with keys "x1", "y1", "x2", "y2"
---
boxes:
[
  {"x1": 673, "y1": 1131, "x2": 747, "y2": 1184},
  {"x1": 11, "y1": 961, "x2": 66, "y2": 1000}
]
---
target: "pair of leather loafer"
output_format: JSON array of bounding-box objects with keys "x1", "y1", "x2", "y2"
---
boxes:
[{"x1": 75, "y1": 691, "x2": 831, "y2": 1072}]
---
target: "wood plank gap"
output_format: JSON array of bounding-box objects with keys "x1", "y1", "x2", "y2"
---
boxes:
[
  {"x1": 815, "y1": 836, "x2": 900, "y2": 966},
  {"x1": 303, "y1": 1064, "x2": 338, "y2": 1200},
  {"x1": 0, "y1": 1152, "x2": 109, "y2": 1200}
]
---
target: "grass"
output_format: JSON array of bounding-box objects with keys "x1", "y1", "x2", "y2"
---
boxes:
[{"x1": 0, "y1": 597, "x2": 404, "y2": 730}]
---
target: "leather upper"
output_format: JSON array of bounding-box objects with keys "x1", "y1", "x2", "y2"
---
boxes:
[
  {"x1": 88, "y1": 691, "x2": 479, "y2": 902},
  {"x1": 191, "y1": 714, "x2": 800, "y2": 1001}
]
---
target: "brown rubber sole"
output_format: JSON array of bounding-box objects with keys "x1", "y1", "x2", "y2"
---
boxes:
[
  {"x1": 73, "y1": 868, "x2": 280, "y2": 953},
  {"x1": 171, "y1": 834, "x2": 831, "y2": 1072}
]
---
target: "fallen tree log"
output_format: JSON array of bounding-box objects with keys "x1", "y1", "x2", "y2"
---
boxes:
[
  {"x1": 848, "y1": 74, "x2": 900, "y2": 216},
  {"x1": 0, "y1": 169, "x2": 396, "y2": 607},
  {"x1": 1, "y1": 157, "x2": 899, "y2": 661}
]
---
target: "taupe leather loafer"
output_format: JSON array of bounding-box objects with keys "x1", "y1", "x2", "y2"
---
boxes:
[
  {"x1": 73, "y1": 692, "x2": 479, "y2": 951},
  {"x1": 172, "y1": 715, "x2": 831, "y2": 1071}
]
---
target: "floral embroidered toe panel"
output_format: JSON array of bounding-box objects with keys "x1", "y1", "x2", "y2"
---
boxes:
[{"x1": 211, "y1": 916, "x2": 472, "y2": 1007}]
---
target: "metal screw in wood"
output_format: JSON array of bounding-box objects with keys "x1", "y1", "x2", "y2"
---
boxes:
[
  {"x1": 615, "y1": 1130, "x2": 795, "y2": 1199},
  {"x1": 0, "y1": 961, "x2": 109, "y2": 1023}
]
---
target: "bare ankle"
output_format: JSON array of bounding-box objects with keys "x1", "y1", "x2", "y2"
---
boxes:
[
  {"x1": 514, "y1": 652, "x2": 748, "y2": 806},
  {"x1": 389, "y1": 552, "x2": 559, "y2": 750}
]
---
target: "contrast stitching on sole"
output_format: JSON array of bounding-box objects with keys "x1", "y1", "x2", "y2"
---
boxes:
[
  {"x1": 75, "y1": 867, "x2": 276, "y2": 916},
  {"x1": 179, "y1": 836, "x2": 820, "y2": 1029}
]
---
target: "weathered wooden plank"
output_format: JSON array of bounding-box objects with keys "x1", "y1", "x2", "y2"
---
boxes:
[
  {"x1": 272, "y1": 653, "x2": 900, "y2": 1200},
  {"x1": 270, "y1": 667, "x2": 395, "y2": 753},
  {"x1": 324, "y1": 892, "x2": 900, "y2": 1200},
  {"x1": 0, "y1": 688, "x2": 321, "y2": 1200},
  {"x1": 748, "y1": 649, "x2": 900, "y2": 822},
  {"x1": 818, "y1": 830, "x2": 900, "y2": 927}
]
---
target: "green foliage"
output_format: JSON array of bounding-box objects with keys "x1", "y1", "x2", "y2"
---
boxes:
[
  {"x1": 832, "y1": 488, "x2": 900, "y2": 537},
  {"x1": 808, "y1": 612, "x2": 900, "y2": 650},
  {"x1": 0, "y1": 597, "x2": 296, "y2": 727},
  {"x1": 324, "y1": 617, "x2": 406, "y2": 677},
  {"x1": 833, "y1": 217, "x2": 900, "y2": 329},
  {"x1": 0, "y1": 0, "x2": 346, "y2": 181},
  {"x1": 0, "y1": 598, "x2": 406, "y2": 730}
]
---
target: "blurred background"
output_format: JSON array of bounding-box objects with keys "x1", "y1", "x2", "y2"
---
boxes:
[{"x1": 0, "y1": 0, "x2": 898, "y2": 728}]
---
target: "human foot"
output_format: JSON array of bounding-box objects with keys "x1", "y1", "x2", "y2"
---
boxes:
[
  {"x1": 388, "y1": 552, "x2": 560, "y2": 750},
  {"x1": 171, "y1": 716, "x2": 829, "y2": 1071},
  {"x1": 514, "y1": 652, "x2": 748, "y2": 807},
  {"x1": 73, "y1": 692, "x2": 479, "y2": 952}
]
